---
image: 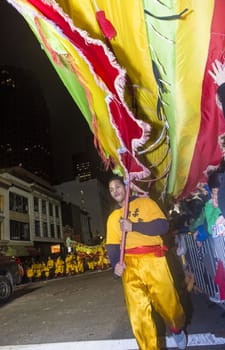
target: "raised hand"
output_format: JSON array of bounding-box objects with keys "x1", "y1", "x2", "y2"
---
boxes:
[{"x1": 208, "y1": 59, "x2": 225, "y2": 86}]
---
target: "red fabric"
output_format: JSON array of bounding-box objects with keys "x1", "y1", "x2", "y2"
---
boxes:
[
  {"x1": 170, "y1": 327, "x2": 182, "y2": 334},
  {"x1": 108, "y1": 98, "x2": 145, "y2": 153},
  {"x1": 125, "y1": 245, "x2": 168, "y2": 256},
  {"x1": 96, "y1": 10, "x2": 116, "y2": 40},
  {"x1": 180, "y1": 0, "x2": 225, "y2": 198},
  {"x1": 28, "y1": 0, "x2": 118, "y2": 93},
  {"x1": 119, "y1": 150, "x2": 150, "y2": 180},
  {"x1": 108, "y1": 98, "x2": 150, "y2": 179},
  {"x1": 214, "y1": 260, "x2": 225, "y2": 300}
]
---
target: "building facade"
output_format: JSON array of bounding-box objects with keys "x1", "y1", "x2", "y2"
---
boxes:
[
  {"x1": 0, "y1": 167, "x2": 64, "y2": 258},
  {"x1": 61, "y1": 201, "x2": 82, "y2": 243},
  {"x1": 55, "y1": 178, "x2": 112, "y2": 244}
]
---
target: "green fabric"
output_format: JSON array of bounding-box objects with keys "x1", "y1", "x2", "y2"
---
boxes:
[
  {"x1": 188, "y1": 209, "x2": 205, "y2": 233},
  {"x1": 204, "y1": 201, "x2": 221, "y2": 235},
  {"x1": 143, "y1": 0, "x2": 179, "y2": 194}
]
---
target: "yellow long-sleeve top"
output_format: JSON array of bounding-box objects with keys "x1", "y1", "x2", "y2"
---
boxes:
[{"x1": 106, "y1": 196, "x2": 167, "y2": 249}]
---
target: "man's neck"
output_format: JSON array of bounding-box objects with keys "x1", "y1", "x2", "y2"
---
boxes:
[{"x1": 118, "y1": 200, "x2": 125, "y2": 207}]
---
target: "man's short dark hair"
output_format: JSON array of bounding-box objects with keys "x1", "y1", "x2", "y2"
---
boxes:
[
  {"x1": 207, "y1": 171, "x2": 224, "y2": 190},
  {"x1": 108, "y1": 175, "x2": 124, "y2": 186}
]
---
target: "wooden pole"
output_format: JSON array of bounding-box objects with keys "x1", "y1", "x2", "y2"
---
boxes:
[{"x1": 119, "y1": 180, "x2": 130, "y2": 264}]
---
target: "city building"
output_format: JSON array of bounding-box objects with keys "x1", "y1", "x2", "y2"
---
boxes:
[
  {"x1": 72, "y1": 150, "x2": 112, "y2": 185},
  {"x1": 0, "y1": 65, "x2": 53, "y2": 183},
  {"x1": 57, "y1": 151, "x2": 113, "y2": 244},
  {"x1": 72, "y1": 152, "x2": 95, "y2": 182},
  {"x1": 61, "y1": 201, "x2": 82, "y2": 243},
  {"x1": 0, "y1": 167, "x2": 64, "y2": 258},
  {"x1": 55, "y1": 177, "x2": 112, "y2": 244}
]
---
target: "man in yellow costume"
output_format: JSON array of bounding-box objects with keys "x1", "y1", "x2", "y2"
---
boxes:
[
  {"x1": 106, "y1": 176, "x2": 187, "y2": 350},
  {"x1": 47, "y1": 256, "x2": 55, "y2": 278},
  {"x1": 65, "y1": 253, "x2": 73, "y2": 276},
  {"x1": 55, "y1": 256, "x2": 65, "y2": 277}
]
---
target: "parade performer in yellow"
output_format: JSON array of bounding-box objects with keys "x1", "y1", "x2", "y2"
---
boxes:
[
  {"x1": 96, "y1": 243, "x2": 110, "y2": 270},
  {"x1": 86, "y1": 257, "x2": 95, "y2": 271},
  {"x1": 77, "y1": 254, "x2": 84, "y2": 273},
  {"x1": 37, "y1": 260, "x2": 44, "y2": 279},
  {"x1": 106, "y1": 176, "x2": 187, "y2": 350},
  {"x1": 26, "y1": 265, "x2": 34, "y2": 282},
  {"x1": 31, "y1": 259, "x2": 42, "y2": 280},
  {"x1": 41, "y1": 260, "x2": 49, "y2": 279},
  {"x1": 65, "y1": 253, "x2": 74, "y2": 275},
  {"x1": 70, "y1": 253, "x2": 78, "y2": 274},
  {"x1": 55, "y1": 256, "x2": 65, "y2": 277},
  {"x1": 47, "y1": 256, "x2": 55, "y2": 278}
]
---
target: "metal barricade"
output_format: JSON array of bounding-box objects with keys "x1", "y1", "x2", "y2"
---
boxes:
[{"x1": 183, "y1": 234, "x2": 225, "y2": 307}]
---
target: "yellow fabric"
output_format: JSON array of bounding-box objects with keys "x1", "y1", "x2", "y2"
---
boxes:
[
  {"x1": 123, "y1": 254, "x2": 185, "y2": 350},
  {"x1": 143, "y1": 1, "x2": 214, "y2": 197},
  {"x1": 8, "y1": 0, "x2": 216, "y2": 198},
  {"x1": 58, "y1": 0, "x2": 158, "y2": 101},
  {"x1": 47, "y1": 259, "x2": 54, "y2": 269},
  {"x1": 173, "y1": 1, "x2": 214, "y2": 195},
  {"x1": 51, "y1": 0, "x2": 167, "y2": 190},
  {"x1": 34, "y1": 15, "x2": 122, "y2": 165},
  {"x1": 106, "y1": 197, "x2": 165, "y2": 248},
  {"x1": 50, "y1": 0, "x2": 214, "y2": 197},
  {"x1": 26, "y1": 268, "x2": 33, "y2": 279}
]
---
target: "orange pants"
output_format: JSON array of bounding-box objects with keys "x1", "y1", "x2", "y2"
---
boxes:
[{"x1": 123, "y1": 253, "x2": 185, "y2": 350}]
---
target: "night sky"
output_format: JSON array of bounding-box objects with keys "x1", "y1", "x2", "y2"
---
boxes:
[{"x1": 0, "y1": 1, "x2": 100, "y2": 183}]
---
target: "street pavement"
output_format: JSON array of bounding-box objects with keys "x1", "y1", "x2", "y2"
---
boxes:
[{"x1": 0, "y1": 268, "x2": 225, "y2": 349}]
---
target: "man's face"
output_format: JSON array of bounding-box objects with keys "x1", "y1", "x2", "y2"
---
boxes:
[{"x1": 109, "y1": 179, "x2": 126, "y2": 206}]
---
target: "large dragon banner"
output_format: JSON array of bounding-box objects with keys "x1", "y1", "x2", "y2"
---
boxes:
[{"x1": 6, "y1": 0, "x2": 225, "y2": 200}]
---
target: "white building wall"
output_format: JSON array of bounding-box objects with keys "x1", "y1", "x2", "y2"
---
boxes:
[
  {"x1": 0, "y1": 187, "x2": 10, "y2": 241},
  {"x1": 0, "y1": 170, "x2": 64, "y2": 257},
  {"x1": 8, "y1": 184, "x2": 32, "y2": 243},
  {"x1": 29, "y1": 192, "x2": 63, "y2": 242}
]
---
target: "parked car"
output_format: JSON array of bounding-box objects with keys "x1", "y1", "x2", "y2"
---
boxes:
[{"x1": 0, "y1": 256, "x2": 22, "y2": 303}]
